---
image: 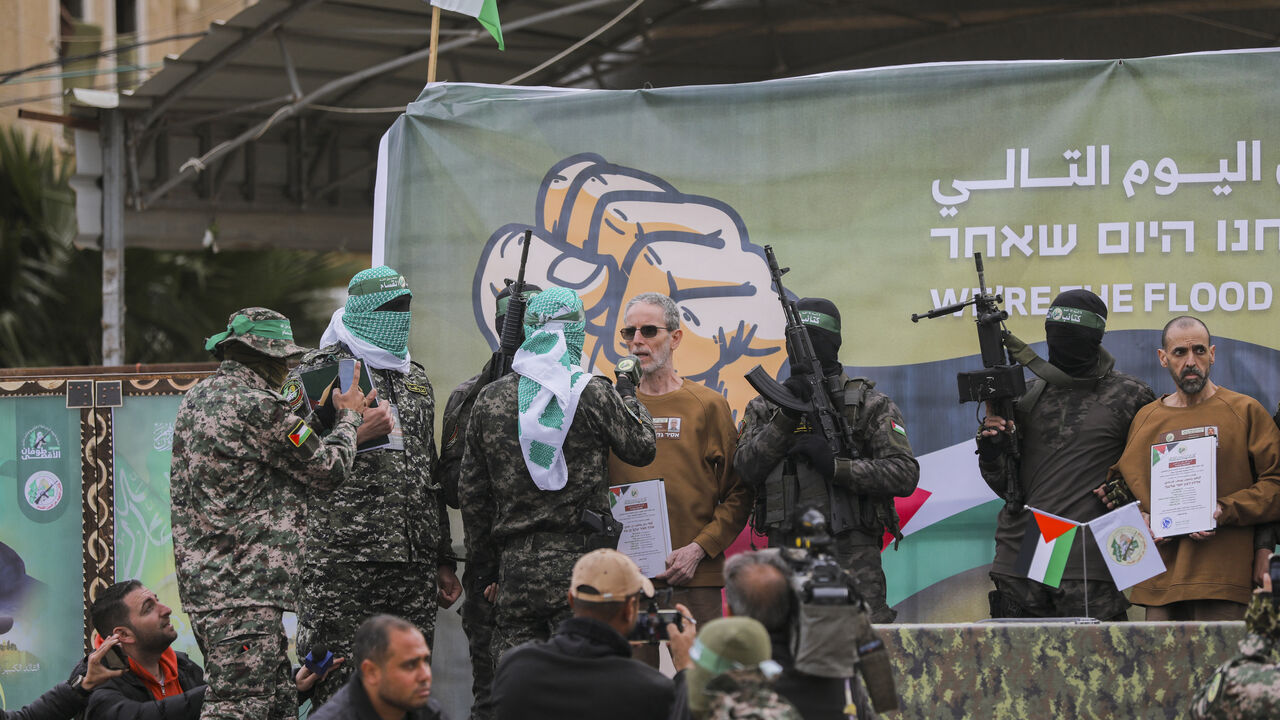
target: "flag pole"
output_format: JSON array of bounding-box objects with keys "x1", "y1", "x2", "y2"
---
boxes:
[
  {"x1": 1082, "y1": 524, "x2": 1090, "y2": 619},
  {"x1": 427, "y1": 5, "x2": 441, "y2": 83}
]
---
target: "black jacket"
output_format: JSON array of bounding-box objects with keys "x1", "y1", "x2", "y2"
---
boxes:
[
  {"x1": 68, "y1": 651, "x2": 205, "y2": 720},
  {"x1": 2, "y1": 682, "x2": 87, "y2": 720},
  {"x1": 491, "y1": 616, "x2": 676, "y2": 720},
  {"x1": 308, "y1": 674, "x2": 445, "y2": 720}
]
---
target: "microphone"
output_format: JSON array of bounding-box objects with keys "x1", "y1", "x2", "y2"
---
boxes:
[{"x1": 303, "y1": 644, "x2": 334, "y2": 676}]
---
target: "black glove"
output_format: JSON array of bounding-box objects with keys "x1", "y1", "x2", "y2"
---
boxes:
[
  {"x1": 779, "y1": 374, "x2": 814, "y2": 420},
  {"x1": 614, "y1": 355, "x2": 641, "y2": 399},
  {"x1": 788, "y1": 434, "x2": 835, "y2": 480}
]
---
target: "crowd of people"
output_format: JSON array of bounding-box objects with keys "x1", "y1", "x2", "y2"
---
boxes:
[{"x1": 7, "y1": 263, "x2": 1280, "y2": 719}]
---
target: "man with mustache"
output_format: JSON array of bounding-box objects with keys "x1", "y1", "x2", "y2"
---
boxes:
[{"x1": 1107, "y1": 316, "x2": 1280, "y2": 620}]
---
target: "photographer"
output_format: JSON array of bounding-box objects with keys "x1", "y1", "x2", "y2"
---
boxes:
[
  {"x1": 1, "y1": 635, "x2": 122, "y2": 720},
  {"x1": 490, "y1": 549, "x2": 696, "y2": 720},
  {"x1": 723, "y1": 550, "x2": 878, "y2": 720},
  {"x1": 1190, "y1": 552, "x2": 1280, "y2": 719}
]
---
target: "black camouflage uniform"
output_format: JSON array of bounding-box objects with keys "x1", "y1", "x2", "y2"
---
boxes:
[
  {"x1": 978, "y1": 290, "x2": 1154, "y2": 620},
  {"x1": 736, "y1": 297, "x2": 917, "y2": 623},
  {"x1": 458, "y1": 373, "x2": 656, "y2": 668},
  {"x1": 736, "y1": 376, "x2": 919, "y2": 623},
  {"x1": 979, "y1": 369, "x2": 1154, "y2": 619},
  {"x1": 292, "y1": 343, "x2": 453, "y2": 706}
]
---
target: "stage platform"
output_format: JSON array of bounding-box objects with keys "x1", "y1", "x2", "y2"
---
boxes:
[{"x1": 883, "y1": 620, "x2": 1245, "y2": 719}]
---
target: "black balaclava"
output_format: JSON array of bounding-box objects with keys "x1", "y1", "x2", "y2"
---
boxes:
[
  {"x1": 1044, "y1": 289, "x2": 1107, "y2": 378},
  {"x1": 796, "y1": 297, "x2": 843, "y2": 377}
]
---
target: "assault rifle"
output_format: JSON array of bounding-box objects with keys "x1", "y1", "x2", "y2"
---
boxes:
[
  {"x1": 486, "y1": 229, "x2": 533, "y2": 384},
  {"x1": 745, "y1": 245, "x2": 858, "y2": 460},
  {"x1": 910, "y1": 253, "x2": 1026, "y2": 509}
]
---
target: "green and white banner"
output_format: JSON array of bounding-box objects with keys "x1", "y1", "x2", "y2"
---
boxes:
[
  {"x1": 0, "y1": 397, "x2": 83, "y2": 707},
  {"x1": 376, "y1": 49, "x2": 1280, "y2": 620}
]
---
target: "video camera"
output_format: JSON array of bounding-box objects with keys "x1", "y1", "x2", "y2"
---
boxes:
[{"x1": 781, "y1": 508, "x2": 899, "y2": 713}]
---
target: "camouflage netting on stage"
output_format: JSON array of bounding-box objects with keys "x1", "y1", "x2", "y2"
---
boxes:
[{"x1": 885, "y1": 621, "x2": 1244, "y2": 719}]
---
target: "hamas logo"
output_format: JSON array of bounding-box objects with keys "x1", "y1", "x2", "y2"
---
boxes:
[
  {"x1": 25, "y1": 471, "x2": 64, "y2": 511},
  {"x1": 281, "y1": 378, "x2": 305, "y2": 412},
  {"x1": 21, "y1": 425, "x2": 61, "y2": 461},
  {"x1": 1047, "y1": 307, "x2": 1064, "y2": 322},
  {"x1": 1107, "y1": 526, "x2": 1146, "y2": 566}
]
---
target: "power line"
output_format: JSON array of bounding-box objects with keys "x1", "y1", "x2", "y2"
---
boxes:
[{"x1": 0, "y1": 31, "x2": 206, "y2": 85}]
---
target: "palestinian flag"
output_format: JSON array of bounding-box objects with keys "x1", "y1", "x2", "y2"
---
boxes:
[{"x1": 1013, "y1": 507, "x2": 1080, "y2": 588}]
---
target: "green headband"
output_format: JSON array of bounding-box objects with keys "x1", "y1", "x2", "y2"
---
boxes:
[
  {"x1": 799, "y1": 310, "x2": 840, "y2": 334},
  {"x1": 204, "y1": 315, "x2": 294, "y2": 351},
  {"x1": 689, "y1": 638, "x2": 743, "y2": 675},
  {"x1": 528, "y1": 304, "x2": 585, "y2": 326},
  {"x1": 495, "y1": 290, "x2": 539, "y2": 318},
  {"x1": 1045, "y1": 305, "x2": 1106, "y2": 331},
  {"x1": 349, "y1": 274, "x2": 411, "y2": 297}
]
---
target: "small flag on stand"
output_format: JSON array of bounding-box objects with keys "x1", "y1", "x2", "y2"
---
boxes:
[
  {"x1": 1014, "y1": 507, "x2": 1079, "y2": 588},
  {"x1": 430, "y1": 0, "x2": 504, "y2": 49},
  {"x1": 1088, "y1": 501, "x2": 1166, "y2": 590}
]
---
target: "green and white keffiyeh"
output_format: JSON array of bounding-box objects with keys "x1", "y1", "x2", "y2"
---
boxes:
[
  {"x1": 322, "y1": 266, "x2": 413, "y2": 372},
  {"x1": 341, "y1": 266, "x2": 412, "y2": 355},
  {"x1": 511, "y1": 287, "x2": 591, "y2": 491}
]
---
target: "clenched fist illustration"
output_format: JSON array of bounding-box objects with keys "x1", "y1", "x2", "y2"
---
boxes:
[{"x1": 472, "y1": 153, "x2": 787, "y2": 419}]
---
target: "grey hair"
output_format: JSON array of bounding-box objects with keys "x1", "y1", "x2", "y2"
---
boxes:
[
  {"x1": 723, "y1": 550, "x2": 793, "y2": 632},
  {"x1": 625, "y1": 292, "x2": 680, "y2": 330}
]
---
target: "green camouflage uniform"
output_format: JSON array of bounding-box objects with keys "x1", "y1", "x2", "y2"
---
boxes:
[
  {"x1": 1191, "y1": 595, "x2": 1280, "y2": 720},
  {"x1": 735, "y1": 376, "x2": 919, "y2": 622},
  {"x1": 170, "y1": 358, "x2": 361, "y2": 720},
  {"x1": 439, "y1": 366, "x2": 498, "y2": 719},
  {"x1": 290, "y1": 343, "x2": 452, "y2": 706},
  {"x1": 701, "y1": 668, "x2": 803, "y2": 720},
  {"x1": 458, "y1": 373, "x2": 655, "y2": 669},
  {"x1": 977, "y1": 370, "x2": 1154, "y2": 620}
]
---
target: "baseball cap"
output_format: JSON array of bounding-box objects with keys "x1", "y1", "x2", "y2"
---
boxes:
[
  {"x1": 686, "y1": 617, "x2": 776, "y2": 712},
  {"x1": 569, "y1": 549, "x2": 655, "y2": 601}
]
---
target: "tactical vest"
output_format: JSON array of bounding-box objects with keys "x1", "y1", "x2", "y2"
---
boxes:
[{"x1": 758, "y1": 378, "x2": 883, "y2": 543}]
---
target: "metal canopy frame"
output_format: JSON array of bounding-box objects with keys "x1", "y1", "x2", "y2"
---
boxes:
[{"x1": 56, "y1": 0, "x2": 1280, "y2": 363}]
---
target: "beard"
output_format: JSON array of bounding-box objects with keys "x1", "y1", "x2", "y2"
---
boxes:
[{"x1": 1175, "y1": 368, "x2": 1207, "y2": 394}]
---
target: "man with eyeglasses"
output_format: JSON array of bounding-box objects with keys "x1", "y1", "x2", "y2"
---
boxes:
[
  {"x1": 459, "y1": 287, "x2": 657, "y2": 695},
  {"x1": 608, "y1": 292, "x2": 753, "y2": 668}
]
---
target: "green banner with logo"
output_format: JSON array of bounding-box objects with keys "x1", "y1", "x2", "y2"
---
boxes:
[
  {"x1": 112, "y1": 396, "x2": 202, "y2": 663},
  {"x1": 377, "y1": 50, "x2": 1280, "y2": 620},
  {"x1": 0, "y1": 397, "x2": 83, "y2": 708}
]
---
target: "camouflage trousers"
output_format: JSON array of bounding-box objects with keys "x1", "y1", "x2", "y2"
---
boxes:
[
  {"x1": 461, "y1": 568, "x2": 496, "y2": 720},
  {"x1": 489, "y1": 539, "x2": 580, "y2": 671},
  {"x1": 189, "y1": 606, "x2": 294, "y2": 720},
  {"x1": 990, "y1": 572, "x2": 1130, "y2": 621},
  {"x1": 298, "y1": 560, "x2": 438, "y2": 707},
  {"x1": 832, "y1": 536, "x2": 896, "y2": 624}
]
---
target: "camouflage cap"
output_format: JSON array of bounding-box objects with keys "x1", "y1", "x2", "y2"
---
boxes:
[
  {"x1": 205, "y1": 307, "x2": 307, "y2": 359},
  {"x1": 687, "y1": 617, "x2": 775, "y2": 712}
]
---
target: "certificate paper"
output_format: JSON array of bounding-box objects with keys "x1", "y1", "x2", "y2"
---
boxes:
[
  {"x1": 609, "y1": 479, "x2": 673, "y2": 578},
  {"x1": 1149, "y1": 434, "x2": 1217, "y2": 537}
]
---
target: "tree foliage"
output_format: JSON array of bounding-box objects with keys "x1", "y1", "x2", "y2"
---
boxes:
[{"x1": 0, "y1": 127, "x2": 365, "y2": 368}]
